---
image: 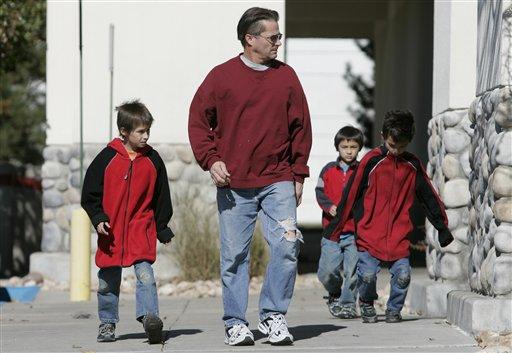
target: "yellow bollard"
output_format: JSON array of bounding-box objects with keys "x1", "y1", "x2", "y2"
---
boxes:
[{"x1": 70, "y1": 208, "x2": 91, "y2": 301}]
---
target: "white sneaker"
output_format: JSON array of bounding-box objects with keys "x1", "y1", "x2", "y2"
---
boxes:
[
  {"x1": 224, "y1": 323, "x2": 254, "y2": 346},
  {"x1": 258, "y1": 314, "x2": 294, "y2": 345}
]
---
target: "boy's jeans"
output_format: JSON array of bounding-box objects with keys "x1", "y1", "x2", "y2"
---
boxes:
[
  {"x1": 317, "y1": 234, "x2": 358, "y2": 307},
  {"x1": 217, "y1": 181, "x2": 301, "y2": 328},
  {"x1": 357, "y1": 251, "x2": 411, "y2": 312},
  {"x1": 98, "y1": 261, "x2": 159, "y2": 323}
]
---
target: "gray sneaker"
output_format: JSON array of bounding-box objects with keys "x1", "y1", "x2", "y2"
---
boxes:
[
  {"x1": 360, "y1": 302, "x2": 377, "y2": 323},
  {"x1": 142, "y1": 314, "x2": 163, "y2": 344},
  {"x1": 339, "y1": 305, "x2": 358, "y2": 319},
  {"x1": 97, "y1": 323, "x2": 116, "y2": 342},
  {"x1": 324, "y1": 295, "x2": 343, "y2": 318}
]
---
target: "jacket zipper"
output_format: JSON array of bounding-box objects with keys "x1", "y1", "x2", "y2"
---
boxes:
[{"x1": 121, "y1": 160, "x2": 133, "y2": 266}]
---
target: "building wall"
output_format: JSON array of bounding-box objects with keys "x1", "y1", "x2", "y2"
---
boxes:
[
  {"x1": 46, "y1": 0, "x2": 285, "y2": 145},
  {"x1": 286, "y1": 39, "x2": 373, "y2": 226}
]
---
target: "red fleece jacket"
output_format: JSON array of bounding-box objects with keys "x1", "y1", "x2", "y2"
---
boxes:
[
  {"x1": 188, "y1": 56, "x2": 312, "y2": 188},
  {"x1": 323, "y1": 146, "x2": 449, "y2": 261},
  {"x1": 81, "y1": 138, "x2": 174, "y2": 268}
]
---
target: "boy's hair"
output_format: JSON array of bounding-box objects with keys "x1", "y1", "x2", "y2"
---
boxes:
[
  {"x1": 237, "y1": 7, "x2": 279, "y2": 47},
  {"x1": 382, "y1": 110, "x2": 415, "y2": 142},
  {"x1": 334, "y1": 126, "x2": 364, "y2": 150},
  {"x1": 116, "y1": 99, "x2": 153, "y2": 134}
]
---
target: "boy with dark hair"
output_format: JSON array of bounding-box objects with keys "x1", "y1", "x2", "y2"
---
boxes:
[
  {"x1": 316, "y1": 126, "x2": 363, "y2": 319},
  {"x1": 81, "y1": 99, "x2": 174, "y2": 344},
  {"x1": 324, "y1": 110, "x2": 454, "y2": 323}
]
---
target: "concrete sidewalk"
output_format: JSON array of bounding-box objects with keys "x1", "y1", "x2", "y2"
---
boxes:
[{"x1": 1, "y1": 285, "x2": 478, "y2": 353}]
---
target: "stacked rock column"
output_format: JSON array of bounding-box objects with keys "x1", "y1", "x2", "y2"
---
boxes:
[
  {"x1": 467, "y1": 86, "x2": 512, "y2": 296},
  {"x1": 426, "y1": 110, "x2": 473, "y2": 283}
]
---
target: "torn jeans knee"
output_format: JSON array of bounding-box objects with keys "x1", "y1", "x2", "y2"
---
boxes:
[{"x1": 278, "y1": 217, "x2": 304, "y2": 243}]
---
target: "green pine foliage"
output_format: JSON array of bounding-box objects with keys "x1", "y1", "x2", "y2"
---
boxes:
[
  {"x1": 0, "y1": 1, "x2": 47, "y2": 164},
  {"x1": 343, "y1": 39, "x2": 375, "y2": 147}
]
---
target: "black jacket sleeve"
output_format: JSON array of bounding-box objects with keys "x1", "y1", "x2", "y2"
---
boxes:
[
  {"x1": 411, "y1": 156, "x2": 453, "y2": 247},
  {"x1": 148, "y1": 150, "x2": 174, "y2": 243},
  {"x1": 81, "y1": 147, "x2": 116, "y2": 228}
]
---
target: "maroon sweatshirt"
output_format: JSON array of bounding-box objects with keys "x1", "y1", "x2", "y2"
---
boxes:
[{"x1": 188, "y1": 56, "x2": 312, "y2": 188}]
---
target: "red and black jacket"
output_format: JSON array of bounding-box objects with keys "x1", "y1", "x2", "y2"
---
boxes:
[
  {"x1": 323, "y1": 145, "x2": 449, "y2": 261},
  {"x1": 81, "y1": 138, "x2": 174, "y2": 268},
  {"x1": 315, "y1": 159, "x2": 357, "y2": 232}
]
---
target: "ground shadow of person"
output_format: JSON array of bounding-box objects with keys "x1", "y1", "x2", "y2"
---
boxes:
[
  {"x1": 252, "y1": 324, "x2": 346, "y2": 342},
  {"x1": 116, "y1": 328, "x2": 202, "y2": 343}
]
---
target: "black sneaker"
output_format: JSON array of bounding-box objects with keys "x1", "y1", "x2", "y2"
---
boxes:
[
  {"x1": 323, "y1": 294, "x2": 342, "y2": 318},
  {"x1": 97, "y1": 323, "x2": 116, "y2": 342},
  {"x1": 338, "y1": 305, "x2": 358, "y2": 319},
  {"x1": 143, "y1": 314, "x2": 163, "y2": 344},
  {"x1": 360, "y1": 302, "x2": 377, "y2": 323},
  {"x1": 385, "y1": 309, "x2": 402, "y2": 323}
]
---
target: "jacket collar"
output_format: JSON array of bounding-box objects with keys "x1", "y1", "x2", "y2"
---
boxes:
[{"x1": 107, "y1": 138, "x2": 152, "y2": 159}]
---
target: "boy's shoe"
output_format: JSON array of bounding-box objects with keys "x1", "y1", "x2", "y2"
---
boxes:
[
  {"x1": 385, "y1": 309, "x2": 402, "y2": 323},
  {"x1": 258, "y1": 313, "x2": 294, "y2": 345},
  {"x1": 360, "y1": 302, "x2": 378, "y2": 323},
  {"x1": 323, "y1": 294, "x2": 343, "y2": 318},
  {"x1": 142, "y1": 314, "x2": 163, "y2": 344},
  {"x1": 97, "y1": 323, "x2": 116, "y2": 342},
  {"x1": 224, "y1": 323, "x2": 254, "y2": 346},
  {"x1": 338, "y1": 305, "x2": 358, "y2": 319}
]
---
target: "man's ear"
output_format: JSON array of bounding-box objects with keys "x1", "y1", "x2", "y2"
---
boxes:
[{"x1": 245, "y1": 33, "x2": 255, "y2": 47}]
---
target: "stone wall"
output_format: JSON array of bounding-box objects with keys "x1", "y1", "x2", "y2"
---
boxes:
[
  {"x1": 467, "y1": 86, "x2": 512, "y2": 296},
  {"x1": 425, "y1": 3, "x2": 512, "y2": 297},
  {"x1": 39, "y1": 142, "x2": 216, "y2": 281},
  {"x1": 426, "y1": 109, "x2": 472, "y2": 282}
]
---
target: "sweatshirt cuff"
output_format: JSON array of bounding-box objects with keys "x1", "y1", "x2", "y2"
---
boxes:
[
  {"x1": 157, "y1": 227, "x2": 175, "y2": 243},
  {"x1": 91, "y1": 213, "x2": 109, "y2": 229}
]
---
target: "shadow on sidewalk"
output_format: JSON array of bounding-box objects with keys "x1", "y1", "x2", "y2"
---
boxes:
[
  {"x1": 116, "y1": 329, "x2": 202, "y2": 343},
  {"x1": 253, "y1": 324, "x2": 346, "y2": 342}
]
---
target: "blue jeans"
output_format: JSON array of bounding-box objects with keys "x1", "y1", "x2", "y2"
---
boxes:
[
  {"x1": 317, "y1": 234, "x2": 358, "y2": 307},
  {"x1": 217, "y1": 181, "x2": 301, "y2": 327},
  {"x1": 97, "y1": 261, "x2": 159, "y2": 323},
  {"x1": 357, "y1": 251, "x2": 411, "y2": 312}
]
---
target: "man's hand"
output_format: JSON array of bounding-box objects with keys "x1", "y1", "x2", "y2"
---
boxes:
[
  {"x1": 96, "y1": 221, "x2": 111, "y2": 235},
  {"x1": 328, "y1": 205, "x2": 337, "y2": 217},
  {"x1": 295, "y1": 181, "x2": 303, "y2": 206},
  {"x1": 210, "y1": 161, "x2": 231, "y2": 187}
]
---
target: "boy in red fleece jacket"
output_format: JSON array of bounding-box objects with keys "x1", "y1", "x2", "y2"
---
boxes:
[
  {"x1": 81, "y1": 100, "x2": 174, "y2": 344},
  {"x1": 324, "y1": 110, "x2": 454, "y2": 323},
  {"x1": 316, "y1": 126, "x2": 363, "y2": 319}
]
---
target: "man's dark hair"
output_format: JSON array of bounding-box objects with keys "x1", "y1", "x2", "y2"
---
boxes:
[
  {"x1": 334, "y1": 126, "x2": 364, "y2": 150},
  {"x1": 116, "y1": 99, "x2": 153, "y2": 133},
  {"x1": 382, "y1": 110, "x2": 415, "y2": 143},
  {"x1": 237, "y1": 7, "x2": 279, "y2": 47}
]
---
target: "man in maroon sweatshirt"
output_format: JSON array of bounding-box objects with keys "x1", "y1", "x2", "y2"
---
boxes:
[{"x1": 188, "y1": 7, "x2": 312, "y2": 346}]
